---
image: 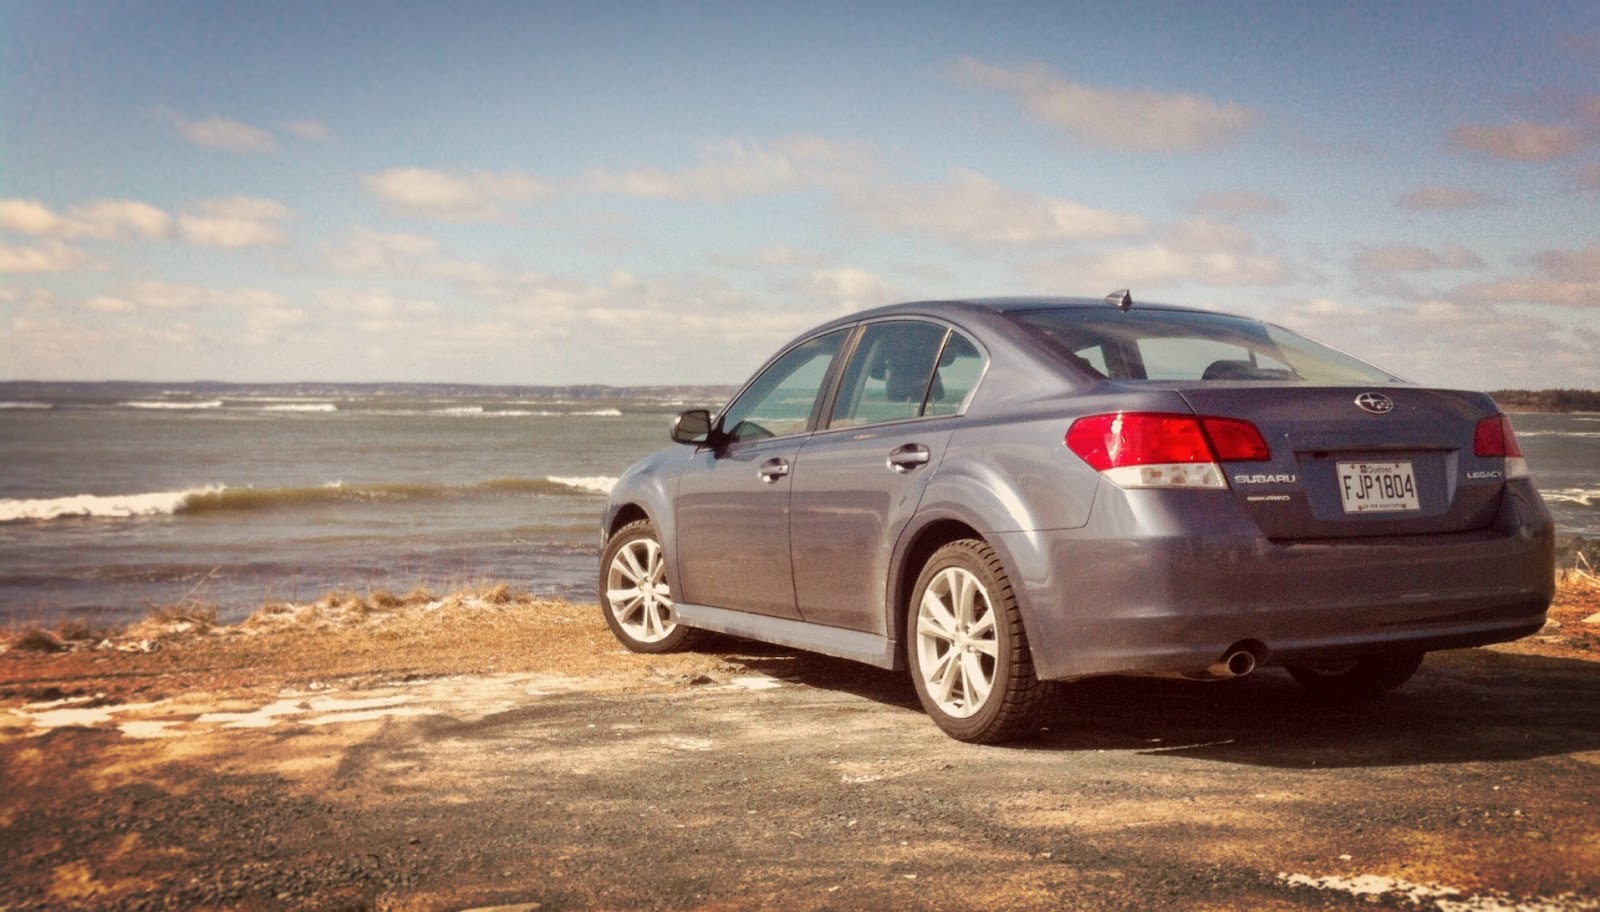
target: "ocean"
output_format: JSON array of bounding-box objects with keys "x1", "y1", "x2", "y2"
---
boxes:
[{"x1": 2, "y1": 382, "x2": 1597, "y2": 628}]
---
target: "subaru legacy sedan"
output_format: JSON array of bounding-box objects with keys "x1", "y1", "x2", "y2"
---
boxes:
[{"x1": 600, "y1": 294, "x2": 1553, "y2": 743}]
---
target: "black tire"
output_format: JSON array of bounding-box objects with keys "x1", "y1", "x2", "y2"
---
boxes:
[
  {"x1": 906, "y1": 539, "x2": 1047, "y2": 744},
  {"x1": 1286, "y1": 652, "x2": 1425, "y2": 701},
  {"x1": 599, "y1": 519, "x2": 699, "y2": 653}
]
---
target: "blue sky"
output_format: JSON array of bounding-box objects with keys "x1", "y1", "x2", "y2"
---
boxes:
[{"x1": 3, "y1": 1, "x2": 1597, "y2": 388}]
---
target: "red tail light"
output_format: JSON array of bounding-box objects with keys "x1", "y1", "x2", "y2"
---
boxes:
[
  {"x1": 1473, "y1": 415, "x2": 1530, "y2": 480},
  {"x1": 1066, "y1": 412, "x2": 1270, "y2": 489},
  {"x1": 1473, "y1": 415, "x2": 1522, "y2": 458},
  {"x1": 1200, "y1": 416, "x2": 1274, "y2": 462}
]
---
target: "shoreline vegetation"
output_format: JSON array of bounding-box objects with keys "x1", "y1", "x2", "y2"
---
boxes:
[{"x1": 1490, "y1": 389, "x2": 1600, "y2": 413}]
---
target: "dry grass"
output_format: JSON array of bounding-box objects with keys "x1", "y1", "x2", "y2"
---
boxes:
[{"x1": 0, "y1": 583, "x2": 737, "y2": 704}]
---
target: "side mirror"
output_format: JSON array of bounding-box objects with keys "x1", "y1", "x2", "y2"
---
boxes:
[{"x1": 670, "y1": 409, "x2": 717, "y2": 446}]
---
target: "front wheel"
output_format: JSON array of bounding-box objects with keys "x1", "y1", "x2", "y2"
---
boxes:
[
  {"x1": 907, "y1": 539, "x2": 1047, "y2": 744},
  {"x1": 1286, "y1": 652, "x2": 1424, "y2": 701},
  {"x1": 600, "y1": 519, "x2": 699, "y2": 653}
]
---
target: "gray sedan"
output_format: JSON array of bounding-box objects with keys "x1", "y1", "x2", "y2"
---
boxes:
[{"x1": 600, "y1": 295, "x2": 1554, "y2": 743}]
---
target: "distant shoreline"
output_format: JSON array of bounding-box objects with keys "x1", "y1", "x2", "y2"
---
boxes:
[{"x1": 1490, "y1": 389, "x2": 1600, "y2": 413}]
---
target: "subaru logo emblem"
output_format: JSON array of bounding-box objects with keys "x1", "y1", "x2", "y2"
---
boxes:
[{"x1": 1354, "y1": 392, "x2": 1395, "y2": 414}]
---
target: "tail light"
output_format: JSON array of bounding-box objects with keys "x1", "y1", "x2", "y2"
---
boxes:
[
  {"x1": 1066, "y1": 412, "x2": 1271, "y2": 489},
  {"x1": 1473, "y1": 415, "x2": 1530, "y2": 480}
]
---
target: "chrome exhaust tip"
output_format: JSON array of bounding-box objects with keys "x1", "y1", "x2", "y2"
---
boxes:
[{"x1": 1204, "y1": 648, "x2": 1257, "y2": 679}]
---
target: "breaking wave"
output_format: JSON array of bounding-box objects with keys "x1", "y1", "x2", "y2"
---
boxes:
[
  {"x1": 122, "y1": 400, "x2": 224, "y2": 410},
  {"x1": 259, "y1": 403, "x2": 338, "y2": 413},
  {"x1": 1543, "y1": 487, "x2": 1600, "y2": 508},
  {"x1": 0, "y1": 476, "x2": 620, "y2": 523},
  {"x1": 0, "y1": 486, "x2": 226, "y2": 521}
]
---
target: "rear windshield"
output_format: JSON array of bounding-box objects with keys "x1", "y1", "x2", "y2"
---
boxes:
[{"x1": 1008, "y1": 308, "x2": 1399, "y2": 384}]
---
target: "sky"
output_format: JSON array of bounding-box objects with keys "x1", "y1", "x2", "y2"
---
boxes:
[{"x1": 2, "y1": 1, "x2": 1597, "y2": 389}]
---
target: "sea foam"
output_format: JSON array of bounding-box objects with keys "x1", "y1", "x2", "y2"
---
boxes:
[
  {"x1": 259, "y1": 403, "x2": 338, "y2": 413},
  {"x1": 1, "y1": 475, "x2": 618, "y2": 523},
  {"x1": 122, "y1": 400, "x2": 224, "y2": 410},
  {"x1": 545, "y1": 476, "x2": 619, "y2": 495},
  {"x1": 0, "y1": 486, "x2": 224, "y2": 522}
]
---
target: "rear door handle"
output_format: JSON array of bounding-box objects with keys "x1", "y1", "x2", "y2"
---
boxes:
[
  {"x1": 888, "y1": 444, "x2": 931, "y2": 473},
  {"x1": 758, "y1": 458, "x2": 791, "y2": 483}
]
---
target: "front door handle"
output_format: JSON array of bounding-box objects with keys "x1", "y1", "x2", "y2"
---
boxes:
[
  {"x1": 758, "y1": 458, "x2": 791, "y2": 483},
  {"x1": 888, "y1": 444, "x2": 931, "y2": 473}
]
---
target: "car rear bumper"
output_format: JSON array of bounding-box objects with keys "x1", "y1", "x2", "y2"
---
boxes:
[{"x1": 998, "y1": 483, "x2": 1555, "y2": 681}]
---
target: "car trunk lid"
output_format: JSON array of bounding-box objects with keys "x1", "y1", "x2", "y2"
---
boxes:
[{"x1": 1175, "y1": 385, "x2": 1508, "y2": 540}]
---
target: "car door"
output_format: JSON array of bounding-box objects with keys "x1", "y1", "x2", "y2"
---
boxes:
[
  {"x1": 790, "y1": 322, "x2": 987, "y2": 633},
  {"x1": 672, "y1": 328, "x2": 851, "y2": 619}
]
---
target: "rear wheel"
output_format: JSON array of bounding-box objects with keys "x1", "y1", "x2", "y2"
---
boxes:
[
  {"x1": 600, "y1": 520, "x2": 699, "y2": 653},
  {"x1": 907, "y1": 539, "x2": 1047, "y2": 744},
  {"x1": 1286, "y1": 652, "x2": 1424, "y2": 701}
]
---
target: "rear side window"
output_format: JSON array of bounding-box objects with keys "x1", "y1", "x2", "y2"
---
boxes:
[
  {"x1": 1011, "y1": 308, "x2": 1397, "y2": 384},
  {"x1": 925, "y1": 333, "x2": 984, "y2": 417}
]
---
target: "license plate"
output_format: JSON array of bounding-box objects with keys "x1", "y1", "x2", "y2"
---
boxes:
[{"x1": 1337, "y1": 461, "x2": 1420, "y2": 514}]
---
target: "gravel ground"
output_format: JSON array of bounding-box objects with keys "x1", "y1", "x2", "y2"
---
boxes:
[{"x1": 1, "y1": 584, "x2": 1597, "y2": 911}]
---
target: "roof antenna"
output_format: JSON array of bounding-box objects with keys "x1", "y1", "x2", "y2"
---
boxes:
[{"x1": 1106, "y1": 289, "x2": 1133, "y2": 311}]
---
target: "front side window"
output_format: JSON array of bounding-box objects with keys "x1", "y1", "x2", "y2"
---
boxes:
[
  {"x1": 719, "y1": 329, "x2": 849, "y2": 443},
  {"x1": 828, "y1": 321, "x2": 986, "y2": 427},
  {"x1": 1011, "y1": 308, "x2": 1397, "y2": 384}
]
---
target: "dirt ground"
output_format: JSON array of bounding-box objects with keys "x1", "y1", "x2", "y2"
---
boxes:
[{"x1": 2, "y1": 581, "x2": 1598, "y2": 912}]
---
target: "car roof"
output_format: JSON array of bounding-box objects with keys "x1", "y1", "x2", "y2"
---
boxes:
[{"x1": 817, "y1": 295, "x2": 1211, "y2": 331}]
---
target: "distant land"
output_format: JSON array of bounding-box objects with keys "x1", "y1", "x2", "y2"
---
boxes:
[
  {"x1": 3, "y1": 381, "x2": 1597, "y2": 414},
  {"x1": 1489, "y1": 389, "x2": 1600, "y2": 413},
  {"x1": 0, "y1": 380, "x2": 738, "y2": 409}
]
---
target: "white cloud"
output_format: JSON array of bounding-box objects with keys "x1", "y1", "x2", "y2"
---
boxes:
[
  {"x1": 1353, "y1": 244, "x2": 1485, "y2": 274},
  {"x1": 0, "y1": 285, "x2": 58, "y2": 311},
  {"x1": 1397, "y1": 186, "x2": 1501, "y2": 211},
  {"x1": 84, "y1": 280, "x2": 222, "y2": 312},
  {"x1": 953, "y1": 57, "x2": 1261, "y2": 152},
  {"x1": 283, "y1": 120, "x2": 333, "y2": 141},
  {"x1": 0, "y1": 239, "x2": 102, "y2": 273},
  {"x1": 1277, "y1": 296, "x2": 1599, "y2": 390},
  {"x1": 165, "y1": 113, "x2": 278, "y2": 153},
  {"x1": 581, "y1": 136, "x2": 874, "y2": 201},
  {"x1": 361, "y1": 168, "x2": 550, "y2": 221},
  {"x1": 179, "y1": 196, "x2": 291, "y2": 248},
  {"x1": 319, "y1": 228, "x2": 503, "y2": 286},
  {"x1": 1453, "y1": 245, "x2": 1600, "y2": 308},
  {"x1": 1448, "y1": 121, "x2": 1583, "y2": 162},
  {"x1": 0, "y1": 200, "x2": 60, "y2": 235},
  {"x1": 844, "y1": 169, "x2": 1147, "y2": 246},
  {"x1": 805, "y1": 267, "x2": 896, "y2": 309},
  {"x1": 316, "y1": 288, "x2": 440, "y2": 332},
  {"x1": 1031, "y1": 218, "x2": 1289, "y2": 289},
  {"x1": 710, "y1": 244, "x2": 832, "y2": 270},
  {"x1": 321, "y1": 228, "x2": 443, "y2": 273},
  {"x1": 70, "y1": 200, "x2": 174, "y2": 240},
  {"x1": 0, "y1": 198, "x2": 172, "y2": 241},
  {"x1": 1189, "y1": 190, "x2": 1288, "y2": 216},
  {"x1": 243, "y1": 301, "x2": 307, "y2": 335}
]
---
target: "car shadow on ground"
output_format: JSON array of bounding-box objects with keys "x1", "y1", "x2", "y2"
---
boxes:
[{"x1": 714, "y1": 641, "x2": 1600, "y2": 768}]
